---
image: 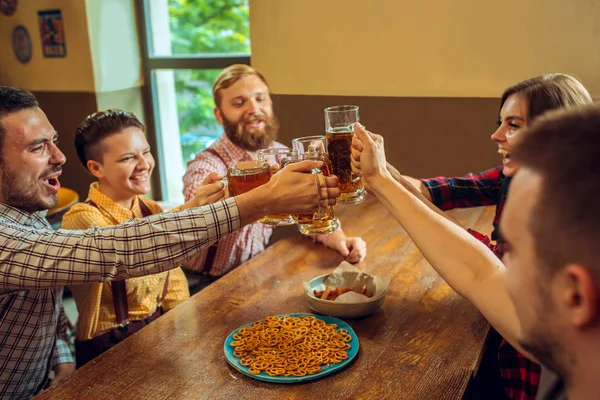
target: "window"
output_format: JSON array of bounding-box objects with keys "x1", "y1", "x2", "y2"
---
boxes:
[{"x1": 139, "y1": 0, "x2": 250, "y2": 203}]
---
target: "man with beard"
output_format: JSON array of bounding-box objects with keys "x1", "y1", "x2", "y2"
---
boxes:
[
  {"x1": 0, "y1": 86, "x2": 341, "y2": 399},
  {"x1": 351, "y1": 105, "x2": 600, "y2": 399},
  {"x1": 183, "y1": 65, "x2": 366, "y2": 292}
]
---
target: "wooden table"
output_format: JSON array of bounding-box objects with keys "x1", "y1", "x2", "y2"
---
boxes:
[{"x1": 37, "y1": 197, "x2": 494, "y2": 400}]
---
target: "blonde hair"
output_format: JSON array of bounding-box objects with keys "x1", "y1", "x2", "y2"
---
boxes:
[{"x1": 212, "y1": 64, "x2": 269, "y2": 107}]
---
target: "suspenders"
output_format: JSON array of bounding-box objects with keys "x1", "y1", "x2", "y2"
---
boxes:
[{"x1": 85, "y1": 199, "x2": 170, "y2": 332}]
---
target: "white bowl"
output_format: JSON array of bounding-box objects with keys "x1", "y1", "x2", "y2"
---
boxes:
[{"x1": 303, "y1": 274, "x2": 386, "y2": 318}]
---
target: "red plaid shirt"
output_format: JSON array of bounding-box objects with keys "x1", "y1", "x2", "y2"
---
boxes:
[
  {"x1": 422, "y1": 166, "x2": 541, "y2": 400},
  {"x1": 182, "y1": 135, "x2": 287, "y2": 277}
]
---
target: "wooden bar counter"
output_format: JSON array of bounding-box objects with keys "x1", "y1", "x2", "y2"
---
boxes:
[{"x1": 37, "y1": 197, "x2": 494, "y2": 400}]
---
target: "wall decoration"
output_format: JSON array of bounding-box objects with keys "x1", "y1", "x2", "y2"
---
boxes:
[
  {"x1": 38, "y1": 9, "x2": 66, "y2": 58},
  {"x1": 12, "y1": 25, "x2": 31, "y2": 64},
  {"x1": 0, "y1": 0, "x2": 17, "y2": 16}
]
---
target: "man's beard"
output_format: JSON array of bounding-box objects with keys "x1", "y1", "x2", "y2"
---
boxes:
[
  {"x1": 519, "y1": 283, "x2": 571, "y2": 383},
  {"x1": 221, "y1": 112, "x2": 279, "y2": 152},
  {"x1": 0, "y1": 164, "x2": 61, "y2": 213},
  {"x1": 520, "y1": 329, "x2": 566, "y2": 377}
]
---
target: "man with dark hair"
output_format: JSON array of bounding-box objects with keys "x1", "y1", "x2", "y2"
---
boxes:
[
  {"x1": 351, "y1": 104, "x2": 600, "y2": 399},
  {"x1": 0, "y1": 86, "x2": 340, "y2": 398}
]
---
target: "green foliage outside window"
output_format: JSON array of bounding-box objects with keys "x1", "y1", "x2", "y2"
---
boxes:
[{"x1": 168, "y1": 0, "x2": 250, "y2": 162}]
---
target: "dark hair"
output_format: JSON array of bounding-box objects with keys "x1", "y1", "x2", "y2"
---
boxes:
[
  {"x1": 512, "y1": 104, "x2": 600, "y2": 278},
  {"x1": 74, "y1": 109, "x2": 144, "y2": 168},
  {"x1": 500, "y1": 73, "x2": 592, "y2": 122},
  {"x1": 0, "y1": 87, "x2": 39, "y2": 160}
]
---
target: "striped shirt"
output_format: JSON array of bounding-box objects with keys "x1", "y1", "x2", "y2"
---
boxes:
[
  {"x1": 182, "y1": 134, "x2": 286, "y2": 276},
  {"x1": 0, "y1": 198, "x2": 239, "y2": 399},
  {"x1": 62, "y1": 183, "x2": 190, "y2": 341}
]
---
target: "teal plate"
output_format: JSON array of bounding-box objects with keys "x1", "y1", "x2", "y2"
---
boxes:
[{"x1": 224, "y1": 313, "x2": 359, "y2": 383}]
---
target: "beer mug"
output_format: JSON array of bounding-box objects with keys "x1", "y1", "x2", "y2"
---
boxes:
[
  {"x1": 226, "y1": 160, "x2": 271, "y2": 196},
  {"x1": 256, "y1": 148, "x2": 296, "y2": 226},
  {"x1": 290, "y1": 136, "x2": 339, "y2": 235},
  {"x1": 324, "y1": 105, "x2": 366, "y2": 205}
]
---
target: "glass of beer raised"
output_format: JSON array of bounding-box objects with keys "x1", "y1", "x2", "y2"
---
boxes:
[
  {"x1": 227, "y1": 160, "x2": 271, "y2": 196},
  {"x1": 290, "y1": 136, "x2": 339, "y2": 235},
  {"x1": 256, "y1": 148, "x2": 296, "y2": 226},
  {"x1": 324, "y1": 105, "x2": 366, "y2": 204}
]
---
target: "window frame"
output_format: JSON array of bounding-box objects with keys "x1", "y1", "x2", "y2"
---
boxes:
[{"x1": 137, "y1": 0, "x2": 251, "y2": 201}]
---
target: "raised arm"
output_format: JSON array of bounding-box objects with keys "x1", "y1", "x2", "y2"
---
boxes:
[
  {"x1": 0, "y1": 160, "x2": 339, "y2": 293},
  {"x1": 385, "y1": 166, "x2": 464, "y2": 227},
  {"x1": 350, "y1": 123, "x2": 536, "y2": 362},
  {"x1": 402, "y1": 174, "x2": 433, "y2": 201},
  {"x1": 0, "y1": 199, "x2": 241, "y2": 293}
]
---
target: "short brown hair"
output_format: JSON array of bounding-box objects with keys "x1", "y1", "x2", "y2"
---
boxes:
[
  {"x1": 212, "y1": 64, "x2": 269, "y2": 107},
  {"x1": 75, "y1": 109, "x2": 144, "y2": 168},
  {"x1": 0, "y1": 87, "x2": 39, "y2": 161},
  {"x1": 500, "y1": 73, "x2": 592, "y2": 122},
  {"x1": 512, "y1": 104, "x2": 600, "y2": 278}
]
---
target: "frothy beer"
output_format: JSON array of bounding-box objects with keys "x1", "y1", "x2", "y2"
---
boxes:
[{"x1": 228, "y1": 161, "x2": 270, "y2": 196}]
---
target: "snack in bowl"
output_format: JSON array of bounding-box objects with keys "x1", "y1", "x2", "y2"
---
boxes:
[
  {"x1": 303, "y1": 262, "x2": 391, "y2": 318},
  {"x1": 313, "y1": 285, "x2": 373, "y2": 301},
  {"x1": 229, "y1": 315, "x2": 352, "y2": 377}
]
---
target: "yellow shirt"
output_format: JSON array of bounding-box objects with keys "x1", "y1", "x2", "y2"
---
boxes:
[{"x1": 62, "y1": 182, "x2": 190, "y2": 340}]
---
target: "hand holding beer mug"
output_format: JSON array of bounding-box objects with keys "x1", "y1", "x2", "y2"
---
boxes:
[
  {"x1": 325, "y1": 105, "x2": 366, "y2": 204},
  {"x1": 350, "y1": 122, "x2": 393, "y2": 192},
  {"x1": 225, "y1": 156, "x2": 337, "y2": 223},
  {"x1": 192, "y1": 172, "x2": 227, "y2": 207},
  {"x1": 291, "y1": 136, "x2": 340, "y2": 235},
  {"x1": 256, "y1": 148, "x2": 296, "y2": 226}
]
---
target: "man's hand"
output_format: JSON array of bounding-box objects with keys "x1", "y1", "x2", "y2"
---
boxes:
[
  {"x1": 236, "y1": 160, "x2": 340, "y2": 226},
  {"x1": 51, "y1": 363, "x2": 75, "y2": 386},
  {"x1": 267, "y1": 160, "x2": 339, "y2": 212},
  {"x1": 319, "y1": 231, "x2": 367, "y2": 263},
  {"x1": 351, "y1": 123, "x2": 393, "y2": 192},
  {"x1": 180, "y1": 172, "x2": 226, "y2": 210}
]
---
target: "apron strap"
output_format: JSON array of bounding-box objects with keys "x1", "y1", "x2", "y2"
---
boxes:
[{"x1": 86, "y1": 198, "x2": 159, "y2": 331}]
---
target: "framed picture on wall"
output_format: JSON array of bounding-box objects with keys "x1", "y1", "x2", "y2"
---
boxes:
[
  {"x1": 12, "y1": 25, "x2": 31, "y2": 64},
  {"x1": 37, "y1": 9, "x2": 67, "y2": 58},
  {"x1": 0, "y1": 0, "x2": 17, "y2": 16}
]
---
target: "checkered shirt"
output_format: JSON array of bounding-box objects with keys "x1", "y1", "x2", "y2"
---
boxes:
[
  {"x1": 0, "y1": 198, "x2": 239, "y2": 398},
  {"x1": 182, "y1": 134, "x2": 286, "y2": 277}
]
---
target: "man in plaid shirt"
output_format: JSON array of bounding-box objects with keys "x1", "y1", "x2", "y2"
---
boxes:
[
  {"x1": 0, "y1": 86, "x2": 340, "y2": 399},
  {"x1": 183, "y1": 65, "x2": 366, "y2": 287}
]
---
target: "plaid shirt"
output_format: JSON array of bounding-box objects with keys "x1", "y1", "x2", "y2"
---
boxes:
[
  {"x1": 182, "y1": 135, "x2": 286, "y2": 277},
  {"x1": 0, "y1": 199, "x2": 239, "y2": 399},
  {"x1": 422, "y1": 166, "x2": 542, "y2": 400}
]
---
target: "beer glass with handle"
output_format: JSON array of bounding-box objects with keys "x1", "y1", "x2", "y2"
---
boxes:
[
  {"x1": 256, "y1": 148, "x2": 296, "y2": 226},
  {"x1": 226, "y1": 160, "x2": 271, "y2": 196},
  {"x1": 324, "y1": 105, "x2": 366, "y2": 204},
  {"x1": 291, "y1": 136, "x2": 340, "y2": 235}
]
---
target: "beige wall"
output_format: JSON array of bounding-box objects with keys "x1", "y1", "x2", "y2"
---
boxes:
[
  {"x1": 250, "y1": 0, "x2": 600, "y2": 98},
  {"x1": 0, "y1": 0, "x2": 142, "y2": 94},
  {"x1": 85, "y1": 0, "x2": 143, "y2": 93},
  {"x1": 0, "y1": 0, "x2": 95, "y2": 92},
  {"x1": 0, "y1": 1, "x2": 145, "y2": 200}
]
